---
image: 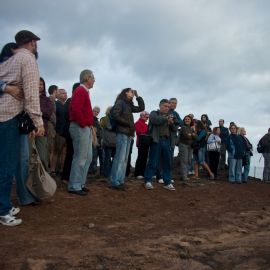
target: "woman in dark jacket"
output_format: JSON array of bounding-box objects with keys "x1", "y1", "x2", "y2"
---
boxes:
[
  {"x1": 226, "y1": 124, "x2": 246, "y2": 183},
  {"x1": 110, "y1": 88, "x2": 145, "y2": 189},
  {"x1": 34, "y1": 77, "x2": 54, "y2": 171},
  {"x1": 238, "y1": 127, "x2": 253, "y2": 182},
  {"x1": 192, "y1": 120, "x2": 215, "y2": 180},
  {"x1": 178, "y1": 115, "x2": 198, "y2": 181}
]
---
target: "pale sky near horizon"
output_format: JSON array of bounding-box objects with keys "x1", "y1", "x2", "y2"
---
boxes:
[{"x1": 1, "y1": 0, "x2": 270, "y2": 169}]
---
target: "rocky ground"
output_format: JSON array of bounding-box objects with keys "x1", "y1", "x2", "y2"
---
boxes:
[{"x1": 0, "y1": 171, "x2": 270, "y2": 270}]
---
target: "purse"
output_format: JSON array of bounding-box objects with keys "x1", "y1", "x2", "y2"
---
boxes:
[
  {"x1": 26, "y1": 142, "x2": 57, "y2": 200},
  {"x1": 138, "y1": 134, "x2": 153, "y2": 146},
  {"x1": 17, "y1": 111, "x2": 36, "y2": 134},
  {"x1": 207, "y1": 141, "x2": 220, "y2": 152}
]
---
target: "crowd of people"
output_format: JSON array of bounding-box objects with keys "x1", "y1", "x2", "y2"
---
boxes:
[{"x1": 0, "y1": 30, "x2": 270, "y2": 227}]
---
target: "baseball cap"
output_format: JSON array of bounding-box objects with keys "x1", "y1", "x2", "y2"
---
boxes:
[{"x1": 15, "y1": 30, "x2": 40, "y2": 46}]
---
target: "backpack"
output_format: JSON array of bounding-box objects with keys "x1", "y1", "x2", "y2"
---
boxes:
[
  {"x1": 257, "y1": 141, "x2": 264, "y2": 153},
  {"x1": 108, "y1": 101, "x2": 125, "y2": 131}
]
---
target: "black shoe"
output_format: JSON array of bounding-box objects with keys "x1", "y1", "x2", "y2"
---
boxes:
[
  {"x1": 82, "y1": 187, "x2": 89, "y2": 192},
  {"x1": 109, "y1": 185, "x2": 126, "y2": 191},
  {"x1": 68, "y1": 190, "x2": 87, "y2": 196}
]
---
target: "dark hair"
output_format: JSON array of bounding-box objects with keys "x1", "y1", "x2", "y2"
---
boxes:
[
  {"x1": 0, "y1": 42, "x2": 18, "y2": 63},
  {"x1": 195, "y1": 120, "x2": 205, "y2": 131},
  {"x1": 213, "y1": 127, "x2": 220, "y2": 134},
  {"x1": 48, "y1": 85, "x2": 58, "y2": 95},
  {"x1": 72, "y1": 82, "x2": 80, "y2": 93},
  {"x1": 159, "y1": 98, "x2": 170, "y2": 105},
  {"x1": 39, "y1": 77, "x2": 46, "y2": 96},
  {"x1": 201, "y1": 114, "x2": 209, "y2": 121},
  {"x1": 115, "y1": 88, "x2": 132, "y2": 102}
]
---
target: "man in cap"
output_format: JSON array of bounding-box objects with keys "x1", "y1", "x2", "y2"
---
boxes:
[{"x1": 0, "y1": 30, "x2": 44, "y2": 226}]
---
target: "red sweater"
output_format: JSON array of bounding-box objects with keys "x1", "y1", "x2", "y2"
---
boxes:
[
  {"x1": 135, "y1": 118, "x2": 148, "y2": 146},
  {"x1": 69, "y1": 85, "x2": 94, "y2": 128}
]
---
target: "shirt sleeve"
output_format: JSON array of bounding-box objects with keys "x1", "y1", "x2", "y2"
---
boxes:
[{"x1": 22, "y1": 55, "x2": 43, "y2": 127}]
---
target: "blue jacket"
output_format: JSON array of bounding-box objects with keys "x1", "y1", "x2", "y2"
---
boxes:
[
  {"x1": 219, "y1": 126, "x2": 229, "y2": 144},
  {"x1": 226, "y1": 134, "x2": 245, "y2": 159}
]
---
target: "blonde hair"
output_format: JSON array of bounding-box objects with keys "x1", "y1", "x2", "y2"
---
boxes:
[{"x1": 237, "y1": 127, "x2": 245, "y2": 135}]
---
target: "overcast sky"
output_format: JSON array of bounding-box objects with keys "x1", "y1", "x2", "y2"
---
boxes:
[{"x1": 1, "y1": 0, "x2": 269, "y2": 168}]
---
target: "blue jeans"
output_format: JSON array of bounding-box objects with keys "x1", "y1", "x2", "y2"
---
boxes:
[
  {"x1": 103, "y1": 147, "x2": 115, "y2": 178},
  {"x1": 0, "y1": 116, "x2": 20, "y2": 215},
  {"x1": 193, "y1": 147, "x2": 206, "y2": 165},
  {"x1": 242, "y1": 154, "x2": 251, "y2": 182},
  {"x1": 228, "y1": 158, "x2": 242, "y2": 182},
  {"x1": 15, "y1": 135, "x2": 36, "y2": 205},
  {"x1": 110, "y1": 133, "x2": 132, "y2": 187},
  {"x1": 144, "y1": 138, "x2": 172, "y2": 185},
  {"x1": 68, "y1": 123, "x2": 92, "y2": 191}
]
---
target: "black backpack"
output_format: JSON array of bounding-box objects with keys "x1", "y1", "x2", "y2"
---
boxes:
[{"x1": 257, "y1": 141, "x2": 264, "y2": 153}]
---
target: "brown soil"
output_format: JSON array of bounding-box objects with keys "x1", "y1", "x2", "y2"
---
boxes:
[{"x1": 1, "y1": 171, "x2": 270, "y2": 270}]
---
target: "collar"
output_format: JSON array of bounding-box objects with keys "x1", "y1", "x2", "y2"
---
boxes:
[{"x1": 80, "y1": 84, "x2": 89, "y2": 92}]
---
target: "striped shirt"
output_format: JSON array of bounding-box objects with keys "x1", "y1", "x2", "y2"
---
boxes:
[{"x1": 0, "y1": 48, "x2": 43, "y2": 127}]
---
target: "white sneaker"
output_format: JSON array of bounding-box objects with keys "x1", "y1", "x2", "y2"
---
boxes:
[
  {"x1": 9, "y1": 207, "x2": 20, "y2": 216},
  {"x1": 158, "y1": 179, "x2": 164, "y2": 184},
  {"x1": 163, "y1": 184, "x2": 176, "y2": 191},
  {"x1": 136, "y1": 176, "x2": 144, "y2": 180},
  {"x1": 0, "y1": 214, "x2": 22, "y2": 226},
  {"x1": 145, "y1": 182, "x2": 154, "y2": 190}
]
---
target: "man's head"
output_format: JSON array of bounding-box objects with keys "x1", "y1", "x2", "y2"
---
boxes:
[
  {"x1": 80, "y1": 69, "x2": 95, "y2": 89},
  {"x1": 169, "y1": 98, "x2": 178, "y2": 110},
  {"x1": 48, "y1": 85, "x2": 58, "y2": 98},
  {"x1": 93, "y1": 106, "x2": 100, "y2": 117},
  {"x1": 140, "y1": 111, "x2": 150, "y2": 121},
  {"x1": 159, "y1": 99, "x2": 170, "y2": 114},
  {"x1": 219, "y1": 119, "x2": 224, "y2": 127},
  {"x1": 15, "y1": 30, "x2": 40, "y2": 55},
  {"x1": 57, "y1": 89, "x2": 67, "y2": 103}
]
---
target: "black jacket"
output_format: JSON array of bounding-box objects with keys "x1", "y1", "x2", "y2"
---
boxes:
[{"x1": 112, "y1": 96, "x2": 145, "y2": 137}]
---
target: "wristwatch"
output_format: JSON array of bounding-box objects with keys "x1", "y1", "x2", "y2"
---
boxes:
[{"x1": 0, "y1": 81, "x2": 7, "y2": 97}]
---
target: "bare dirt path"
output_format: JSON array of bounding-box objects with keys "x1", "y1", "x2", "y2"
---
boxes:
[{"x1": 1, "y1": 175, "x2": 270, "y2": 270}]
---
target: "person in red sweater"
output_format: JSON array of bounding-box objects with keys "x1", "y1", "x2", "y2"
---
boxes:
[
  {"x1": 134, "y1": 111, "x2": 150, "y2": 179},
  {"x1": 68, "y1": 69, "x2": 95, "y2": 196}
]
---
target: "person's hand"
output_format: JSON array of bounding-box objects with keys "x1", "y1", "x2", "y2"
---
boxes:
[
  {"x1": 5, "y1": 85, "x2": 24, "y2": 101},
  {"x1": 35, "y1": 126, "x2": 45, "y2": 137},
  {"x1": 168, "y1": 115, "x2": 174, "y2": 124},
  {"x1": 133, "y1": 90, "x2": 138, "y2": 97}
]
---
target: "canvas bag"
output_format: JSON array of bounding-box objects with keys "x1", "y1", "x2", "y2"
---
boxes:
[
  {"x1": 207, "y1": 141, "x2": 220, "y2": 152},
  {"x1": 27, "y1": 141, "x2": 57, "y2": 200}
]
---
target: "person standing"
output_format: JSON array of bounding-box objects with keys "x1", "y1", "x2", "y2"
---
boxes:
[
  {"x1": 0, "y1": 30, "x2": 44, "y2": 226},
  {"x1": 178, "y1": 115, "x2": 197, "y2": 181},
  {"x1": 68, "y1": 70, "x2": 95, "y2": 195},
  {"x1": 238, "y1": 127, "x2": 253, "y2": 182},
  {"x1": 226, "y1": 124, "x2": 245, "y2": 183},
  {"x1": 134, "y1": 111, "x2": 150, "y2": 179},
  {"x1": 207, "y1": 127, "x2": 222, "y2": 179},
  {"x1": 110, "y1": 88, "x2": 145, "y2": 190},
  {"x1": 259, "y1": 128, "x2": 270, "y2": 182},
  {"x1": 144, "y1": 99, "x2": 178, "y2": 191},
  {"x1": 51, "y1": 88, "x2": 67, "y2": 175},
  {"x1": 218, "y1": 119, "x2": 229, "y2": 170},
  {"x1": 89, "y1": 106, "x2": 104, "y2": 176}
]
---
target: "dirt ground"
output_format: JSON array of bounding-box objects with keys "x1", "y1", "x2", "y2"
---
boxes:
[{"x1": 1, "y1": 170, "x2": 270, "y2": 270}]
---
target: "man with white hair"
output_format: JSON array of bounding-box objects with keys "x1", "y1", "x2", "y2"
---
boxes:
[{"x1": 68, "y1": 70, "x2": 95, "y2": 195}]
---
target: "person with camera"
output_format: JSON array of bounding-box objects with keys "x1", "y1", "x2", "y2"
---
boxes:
[{"x1": 144, "y1": 99, "x2": 178, "y2": 191}]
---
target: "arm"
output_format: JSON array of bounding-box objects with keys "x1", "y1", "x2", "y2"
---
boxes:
[
  {"x1": 149, "y1": 111, "x2": 168, "y2": 126},
  {"x1": 21, "y1": 55, "x2": 43, "y2": 129},
  {"x1": 131, "y1": 96, "x2": 145, "y2": 113}
]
